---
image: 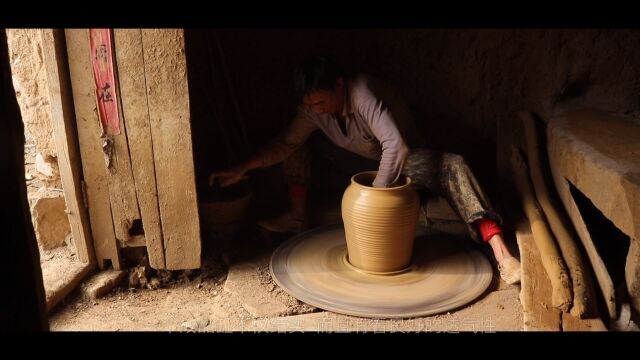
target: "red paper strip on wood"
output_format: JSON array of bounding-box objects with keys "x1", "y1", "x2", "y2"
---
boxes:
[{"x1": 89, "y1": 29, "x2": 120, "y2": 136}]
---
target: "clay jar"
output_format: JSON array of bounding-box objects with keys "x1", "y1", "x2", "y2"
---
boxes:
[{"x1": 342, "y1": 171, "x2": 420, "y2": 273}]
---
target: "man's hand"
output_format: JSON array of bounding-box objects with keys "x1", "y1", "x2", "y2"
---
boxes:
[{"x1": 208, "y1": 166, "x2": 248, "y2": 188}]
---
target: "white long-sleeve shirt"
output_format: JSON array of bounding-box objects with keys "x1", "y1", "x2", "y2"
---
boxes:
[{"x1": 257, "y1": 74, "x2": 425, "y2": 187}]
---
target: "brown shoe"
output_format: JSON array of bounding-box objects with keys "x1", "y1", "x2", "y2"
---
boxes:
[
  {"x1": 258, "y1": 212, "x2": 308, "y2": 233},
  {"x1": 498, "y1": 256, "x2": 521, "y2": 285}
]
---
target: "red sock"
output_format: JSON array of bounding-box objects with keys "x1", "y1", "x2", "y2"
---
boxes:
[
  {"x1": 289, "y1": 184, "x2": 307, "y2": 198},
  {"x1": 474, "y1": 218, "x2": 502, "y2": 242}
]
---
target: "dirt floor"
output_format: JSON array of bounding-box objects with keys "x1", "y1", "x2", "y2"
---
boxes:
[
  {"x1": 48, "y1": 219, "x2": 523, "y2": 332},
  {"x1": 43, "y1": 165, "x2": 523, "y2": 331}
]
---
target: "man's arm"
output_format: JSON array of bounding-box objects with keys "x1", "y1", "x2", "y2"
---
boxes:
[
  {"x1": 210, "y1": 110, "x2": 318, "y2": 187},
  {"x1": 358, "y1": 96, "x2": 409, "y2": 188},
  {"x1": 253, "y1": 109, "x2": 318, "y2": 169}
]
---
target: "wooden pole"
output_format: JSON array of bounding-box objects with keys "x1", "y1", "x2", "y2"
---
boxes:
[
  {"x1": 519, "y1": 111, "x2": 596, "y2": 318},
  {"x1": 511, "y1": 145, "x2": 572, "y2": 312}
]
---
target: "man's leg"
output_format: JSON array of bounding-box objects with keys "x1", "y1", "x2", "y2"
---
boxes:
[
  {"x1": 259, "y1": 133, "x2": 378, "y2": 233},
  {"x1": 258, "y1": 144, "x2": 311, "y2": 233},
  {"x1": 402, "y1": 149, "x2": 521, "y2": 284}
]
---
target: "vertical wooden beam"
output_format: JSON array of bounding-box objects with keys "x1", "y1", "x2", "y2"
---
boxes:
[
  {"x1": 65, "y1": 29, "x2": 121, "y2": 270},
  {"x1": 40, "y1": 29, "x2": 95, "y2": 265},
  {"x1": 511, "y1": 147, "x2": 572, "y2": 312},
  {"x1": 141, "y1": 29, "x2": 200, "y2": 269},
  {"x1": 519, "y1": 111, "x2": 595, "y2": 318},
  {"x1": 626, "y1": 239, "x2": 640, "y2": 315},
  {"x1": 548, "y1": 141, "x2": 617, "y2": 319},
  {"x1": 113, "y1": 29, "x2": 166, "y2": 269},
  {"x1": 516, "y1": 219, "x2": 562, "y2": 331}
]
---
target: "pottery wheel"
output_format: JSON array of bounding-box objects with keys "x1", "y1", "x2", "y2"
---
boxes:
[{"x1": 270, "y1": 224, "x2": 493, "y2": 319}]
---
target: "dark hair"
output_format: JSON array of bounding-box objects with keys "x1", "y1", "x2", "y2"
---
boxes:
[{"x1": 293, "y1": 55, "x2": 344, "y2": 101}]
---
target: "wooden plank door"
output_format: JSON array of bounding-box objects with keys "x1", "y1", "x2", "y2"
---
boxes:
[{"x1": 65, "y1": 29, "x2": 200, "y2": 270}]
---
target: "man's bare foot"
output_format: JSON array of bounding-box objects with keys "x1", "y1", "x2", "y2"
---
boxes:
[{"x1": 488, "y1": 234, "x2": 521, "y2": 285}]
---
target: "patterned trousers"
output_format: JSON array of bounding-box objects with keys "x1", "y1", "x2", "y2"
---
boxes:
[
  {"x1": 402, "y1": 148, "x2": 502, "y2": 243},
  {"x1": 282, "y1": 134, "x2": 501, "y2": 243}
]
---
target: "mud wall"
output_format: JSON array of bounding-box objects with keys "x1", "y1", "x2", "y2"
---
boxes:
[
  {"x1": 6, "y1": 29, "x2": 57, "y2": 158},
  {"x1": 211, "y1": 29, "x2": 640, "y2": 198},
  {"x1": 351, "y1": 29, "x2": 640, "y2": 196}
]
